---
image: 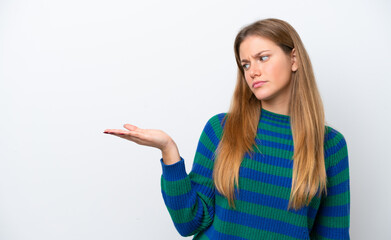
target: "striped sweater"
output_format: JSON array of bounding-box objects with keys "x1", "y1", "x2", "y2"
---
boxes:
[{"x1": 160, "y1": 108, "x2": 350, "y2": 239}]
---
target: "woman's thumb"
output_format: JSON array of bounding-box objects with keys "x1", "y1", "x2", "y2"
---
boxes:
[{"x1": 123, "y1": 124, "x2": 138, "y2": 131}]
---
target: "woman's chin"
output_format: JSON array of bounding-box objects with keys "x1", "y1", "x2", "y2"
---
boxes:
[{"x1": 253, "y1": 93, "x2": 272, "y2": 101}]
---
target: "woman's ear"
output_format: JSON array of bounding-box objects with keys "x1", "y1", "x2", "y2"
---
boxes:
[{"x1": 291, "y1": 48, "x2": 298, "y2": 72}]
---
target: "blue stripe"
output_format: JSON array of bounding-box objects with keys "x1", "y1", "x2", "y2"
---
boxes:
[
  {"x1": 307, "y1": 207, "x2": 319, "y2": 220},
  {"x1": 162, "y1": 189, "x2": 195, "y2": 210},
  {"x1": 261, "y1": 113, "x2": 290, "y2": 124},
  {"x1": 162, "y1": 182, "x2": 213, "y2": 210},
  {"x1": 196, "y1": 142, "x2": 214, "y2": 160},
  {"x1": 191, "y1": 163, "x2": 213, "y2": 179},
  {"x1": 239, "y1": 167, "x2": 292, "y2": 188},
  {"x1": 257, "y1": 127, "x2": 292, "y2": 140},
  {"x1": 327, "y1": 156, "x2": 349, "y2": 177},
  {"x1": 329, "y1": 127, "x2": 341, "y2": 140},
  {"x1": 255, "y1": 138, "x2": 294, "y2": 151},
  {"x1": 328, "y1": 179, "x2": 349, "y2": 196},
  {"x1": 215, "y1": 205, "x2": 309, "y2": 239},
  {"x1": 204, "y1": 224, "x2": 248, "y2": 240},
  {"x1": 243, "y1": 152, "x2": 294, "y2": 169},
  {"x1": 318, "y1": 203, "x2": 350, "y2": 217},
  {"x1": 231, "y1": 188, "x2": 309, "y2": 216},
  {"x1": 228, "y1": 188, "x2": 318, "y2": 219},
  {"x1": 313, "y1": 224, "x2": 350, "y2": 239},
  {"x1": 161, "y1": 158, "x2": 188, "y2": 181},
  {"x1": 173, "y1": 197, "x2": 209, "y2": 236},
  {"x1": 216, "y1": 113, "x2": 227, "y2": 128},
  {"x1": 324, "y1": 127, "x2": 338, "y2": 142},
  {"x1": 261, "y1": 119, "x2": 292, "y2": 129},
  {"x1": 325, "y1": 139, "x2": 346, "y2": 159},
  {"x1": 192, "y1": 180, "x2": 214, "y2": 199}
]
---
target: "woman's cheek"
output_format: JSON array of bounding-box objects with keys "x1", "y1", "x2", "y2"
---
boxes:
[
  {"x1": 245, "y1": 74, "x2": 252, "y2": 86},
  {"x1": 263, "y1": 64, "x2": 276, "y2": 80}
]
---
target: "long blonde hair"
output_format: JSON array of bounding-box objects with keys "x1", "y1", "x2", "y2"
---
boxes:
[{"x1": 213, "y1": 18, "x2": 327, "y2": 210}]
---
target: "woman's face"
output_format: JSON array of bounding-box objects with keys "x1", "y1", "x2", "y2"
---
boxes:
[{"x1": 239, "y1": 35, "x2": 297, "y2": 106}]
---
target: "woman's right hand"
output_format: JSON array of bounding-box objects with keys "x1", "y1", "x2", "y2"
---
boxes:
[{"x1": 103, "y1": 124, "x2": 181, "y2": 165}]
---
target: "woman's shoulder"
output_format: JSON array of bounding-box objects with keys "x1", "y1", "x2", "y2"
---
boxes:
[
  {"x1": 207, "y1": 112, "x2": 227, "y2": 125},
  {"x1": 201, "y1": 113, "x2": 227, "y2": 139},
  {"x1": 324, "y1": 125, "x2": 349, "y2": 169},
  {"x1": 324, "y1": 125, "x2": 347, "y2": 146}
]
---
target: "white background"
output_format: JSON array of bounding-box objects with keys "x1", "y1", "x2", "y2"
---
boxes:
[{"x1": 1, "y1": 0, "x2": 390, "y2": 239}]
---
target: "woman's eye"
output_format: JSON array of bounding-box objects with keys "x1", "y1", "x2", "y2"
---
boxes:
[
  {"x1": 260, "y1": 55, "x2": 269, "y2": 61},
  {"x1": 242, "y1": 63, "x2": 250, "y2": 70}
]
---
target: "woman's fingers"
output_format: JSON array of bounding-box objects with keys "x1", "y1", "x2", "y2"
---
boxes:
[
  {"x1": 104, "y1": 129, "x2": 142, "y2": 139},
  {"x1": 103, "y1": 129, "x2": 128, "y2": 135},
  {"x1": 104, "y1": 127, "x2": 153, "y2": 145},
  {"x1": 104, "y1": 123, "x2": 140, "y2": 135},
  {"x1": 104, "y1": 126, "x2": 172, "y2": 150}
]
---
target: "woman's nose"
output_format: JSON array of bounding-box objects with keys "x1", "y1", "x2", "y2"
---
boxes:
[{"x1": 250, "y1": 65, "x2": 261, "y2": 78}]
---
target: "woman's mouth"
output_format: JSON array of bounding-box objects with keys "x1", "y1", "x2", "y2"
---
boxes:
[{"x1": 253, "y1": 81, "x2": 267, "y2": 88}]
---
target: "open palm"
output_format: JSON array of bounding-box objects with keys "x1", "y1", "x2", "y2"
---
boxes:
[{"x1": 103, "y1": 124, "x2": 172, "y2": 151}]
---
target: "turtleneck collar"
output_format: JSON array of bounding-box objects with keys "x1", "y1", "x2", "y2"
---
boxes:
[
  {"x1": 259, "y1": 108, "x2": 291, "y2": 135},
  {"x1": 260, "y1": 108, "x2": 290, "y2": 122}
]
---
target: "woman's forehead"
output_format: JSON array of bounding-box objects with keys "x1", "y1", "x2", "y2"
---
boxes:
[{"x1": 239, "y1": 36, "x2": 278, "y2": 59}]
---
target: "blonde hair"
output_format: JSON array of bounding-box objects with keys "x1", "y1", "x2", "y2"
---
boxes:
[{"x1": 213, "y1": 18, "x2": 327, "y2": 210}]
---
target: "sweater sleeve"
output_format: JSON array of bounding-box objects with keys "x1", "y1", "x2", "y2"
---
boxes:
[
  {"x1": 310, "y1": 127, "x2": 350, "y2": 239},
  {"x1": 160, "y1": 113, "x2": 225, "y2": 237}
]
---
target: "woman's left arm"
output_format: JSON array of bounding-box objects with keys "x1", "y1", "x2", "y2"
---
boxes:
[{"x1": 310, "y1": 129, "x2": 350, "y2": 239}]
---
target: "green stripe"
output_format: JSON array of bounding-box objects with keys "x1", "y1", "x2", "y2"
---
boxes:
[
  {"x1": 216, "y1": 195, "x2": 311, "y2": 228},
  {"x1": 193, "y1": 152, "x2": 215, "y2": 171},
  {"x1": 209, "y1": 115, "x2": 224, "y2": 140},
  {"x1": 213, "y1": 213, "x2": 303, "y2": 240},
  {"x1": 166, "y1": 192, "x2": 213, "y2": 224},
  {"x1": 259, "y1": 123, "x2": 292, "y2": 134},
  {"x1": 327, "y1": 147, "x2": 348, "y2": 168},
  {"x1": 241, "y1": 156, "x2": 293, "y2": 178},
  {"x1": 323, "y1": 191, "x2": 350, "y2": 206},
  {"x1": 161, "y1": 176, "x2": 191, "y2": 196},
  {"x1": 260, "y1": 114, "x2": 291, "y2": 126},
  {"x1": 199, "y1": 131, "x2": 217, "y2": 153},
  {"x1": 327, "y1": 168, "x2": 349, "y2": 187},
  {"x1": 254, "y1": 145, "x2": 293, "y2": 159},
  {"x1": 257, "y1": 133, "x2": 294, "y2": 145},
  {"x1": 238, "y1": 177, "x2": 291, "y2": 199},
  {"x1": 317, "y1": 215, "x2": 350, "y2": 228}
]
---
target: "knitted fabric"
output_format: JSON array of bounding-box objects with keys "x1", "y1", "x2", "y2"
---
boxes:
[{"x1": 160, "y1": 108, "x2": 350, "y2": 239}]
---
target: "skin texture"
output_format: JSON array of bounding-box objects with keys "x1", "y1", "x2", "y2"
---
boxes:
[{"x1": 239, "y1": 35, "x2": 298, "y2": 115}]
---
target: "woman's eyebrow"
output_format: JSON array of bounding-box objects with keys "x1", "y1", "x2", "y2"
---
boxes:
[{"x1": 240, "y1": 50, "x2": 271, "y2": 62}]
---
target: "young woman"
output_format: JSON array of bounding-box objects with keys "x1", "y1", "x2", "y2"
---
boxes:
[{"x1": 104, "y1": 18, "x2": 350, "y2": 240}]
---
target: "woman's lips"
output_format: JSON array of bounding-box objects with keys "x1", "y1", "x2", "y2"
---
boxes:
[{"x1": 253, "y1": 81, "x2": 267, "y2": 88}]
